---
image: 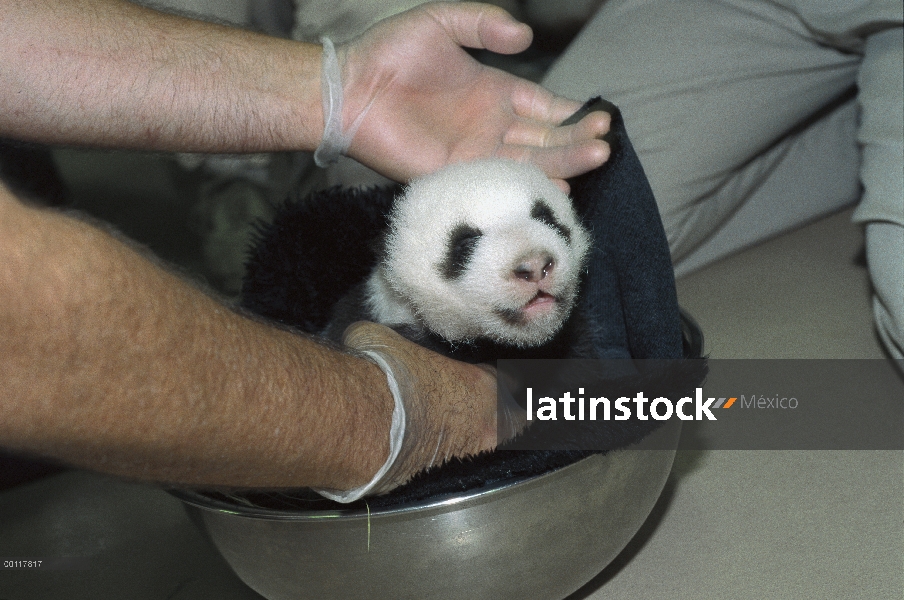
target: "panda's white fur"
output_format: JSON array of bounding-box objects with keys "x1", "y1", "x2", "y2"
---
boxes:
[{"x1": 364, "y1": 158, "x2": 591, "y2": 348}]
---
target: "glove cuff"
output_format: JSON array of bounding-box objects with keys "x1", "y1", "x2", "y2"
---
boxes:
[
  {"x1": 313, "y1": 37, "x2": 369, "y2": 167},
  {"x1": 313, "y1": 348, "x2": 406, "y2": 503}
]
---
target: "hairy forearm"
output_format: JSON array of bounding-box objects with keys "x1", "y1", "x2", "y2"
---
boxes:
[
  {"x1": 0, "y1": 0, "x2": 322, "y2": 152},
  {"x1": 0, "y1": 186, "x2": 392, "y2": 489}
]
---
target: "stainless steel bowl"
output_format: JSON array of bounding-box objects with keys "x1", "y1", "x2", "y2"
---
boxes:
[{"x1": 172, "y1": 419, "x2": 680, "y2": 600}]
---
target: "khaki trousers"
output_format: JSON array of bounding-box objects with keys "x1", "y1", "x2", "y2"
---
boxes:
[{"x1": 542, "y1": 0, "x2": 903, "y2": 359}]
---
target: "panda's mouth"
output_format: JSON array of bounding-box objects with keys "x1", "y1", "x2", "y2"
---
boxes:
[
  {"x1": 524, "y1": 291, "x2": 557, "y2": 312},
  {"x1": 495, "y1": 292, "x2": 559, "y2": 325}
]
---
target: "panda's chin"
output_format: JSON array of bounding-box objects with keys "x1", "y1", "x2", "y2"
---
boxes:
[{"x1": 486, "y1": 294, "x2": 570, "y2": 347}]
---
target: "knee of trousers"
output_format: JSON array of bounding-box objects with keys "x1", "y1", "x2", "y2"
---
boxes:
[{"x1": 866, "y1": 222, "x2": 904, "y2": 362}]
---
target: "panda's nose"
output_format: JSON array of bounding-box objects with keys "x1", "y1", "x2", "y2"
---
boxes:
[{"x1": 513, "y1": 255, "x2": 554, "y2": 282}]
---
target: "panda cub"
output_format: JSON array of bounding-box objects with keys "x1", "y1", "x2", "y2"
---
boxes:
[{"x1": 343, "y1": 158, "x2": 591, "y2": 355}]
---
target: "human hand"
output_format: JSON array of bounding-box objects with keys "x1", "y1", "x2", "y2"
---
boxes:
[
  {"x1": 320, "y1": 321, "x2": 525, "y2": 500},
  {"x1": 329, "y1": 2, "x2": 611, "y2": 190}
]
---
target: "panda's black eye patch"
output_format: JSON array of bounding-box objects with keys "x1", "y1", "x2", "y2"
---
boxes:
[
  {"x1": 440, "y1": 224, "x2": 483, "y2": 280},
  {"x1": 531, "y1": 200, "x2": 571, "y2": 243}
]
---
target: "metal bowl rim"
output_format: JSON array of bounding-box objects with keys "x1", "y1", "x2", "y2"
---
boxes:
[
  {"x1": 169, "y1": 420, "x2": 682, "y2": 522},
  {"x1": 168, "y1": 451, "x2": 597, "y2": 521}
]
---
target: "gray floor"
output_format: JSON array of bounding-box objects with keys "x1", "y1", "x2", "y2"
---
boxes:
[
  {"x1": 1, "y1": 149, "x2": 901, "y2": 599},
  {"x1": 578, "y1": 209, "x2": 903, "y2": 600}
]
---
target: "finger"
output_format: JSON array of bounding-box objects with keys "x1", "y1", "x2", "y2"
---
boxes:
[
  {"x1": 552, "y1": 178, "x2": 571, "y2": 194},
  {"x1": 424, "y1": 2, "x2": 532, "y2": 54},
  {"x1": 499, "y1": 138, "x2": 611, "y2": 181},
  {"x1": 503, "y1": 110, "x2": 612, "y2": 148},
  {"x1": 509, "y1": 80, "x2": 585, "y2": 124}
]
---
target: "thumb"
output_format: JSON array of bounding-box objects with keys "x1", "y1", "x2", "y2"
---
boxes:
[{"x1": 424, "y1": 1, "x2": 533, "y2": 54}]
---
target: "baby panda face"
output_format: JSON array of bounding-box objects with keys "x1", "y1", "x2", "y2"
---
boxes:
[{"x1": 373, "y1": 158, "x2": 591, "y2": 347}]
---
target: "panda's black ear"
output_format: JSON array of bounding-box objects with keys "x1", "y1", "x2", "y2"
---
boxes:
[{"x1": 530, "y1": 199, "x2": 572, "y2": 243}]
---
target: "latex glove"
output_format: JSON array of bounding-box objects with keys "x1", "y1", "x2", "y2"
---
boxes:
[
  {"x1": 315, "y1": 321, "x2": 526, "y2": 502},
  {"x1": 316, "y1": 1, "x2": 611, "y2": 190}
]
